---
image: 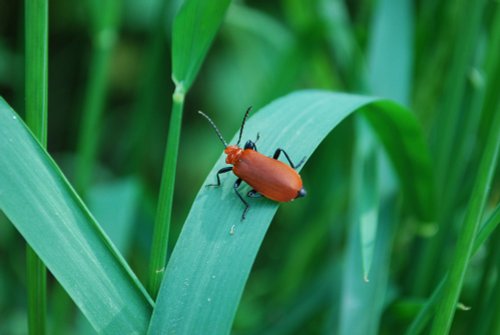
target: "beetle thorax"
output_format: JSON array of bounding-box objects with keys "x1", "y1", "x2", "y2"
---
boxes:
[{"x1": 225, "y1": 145, "x2": 243, "y2": 165}]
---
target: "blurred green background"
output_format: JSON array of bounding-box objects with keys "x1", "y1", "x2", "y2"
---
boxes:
[{"x1": 1, "y1": 0, "x2": 499, "y2": 334}]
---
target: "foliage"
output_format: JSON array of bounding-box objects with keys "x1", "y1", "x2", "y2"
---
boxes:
[{"x1": 0, "y1": 0, "x2": 498, "y2": 334}]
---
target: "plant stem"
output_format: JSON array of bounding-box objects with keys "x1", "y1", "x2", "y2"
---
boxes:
[
  {"x1": 430, "y1": 92, "x2": 500, "y2": 334},
  {"x1": 468, "y1": 228, "x2": 500, "y2": 335},
  {"x1": 414, "y1": 0, "x2": 488, "y2": 295},
  {"x1": 74, "y1": 0, "x2": 120, "y2": 197},
  {"x1": 25, "y1": 0, "x2": 48, "y2": 333},
  {"x1": 26, "y1": 251, "x2": 47, "y2": 335},
  {"x1": 128, "y1": 0, "x2": 169, "y2": 174},
  {"x1": 148, "y1": 84, "x2": 185, "y2": 298},
  {"x1": 487, "y1": 253, "x2": 500, "y2": 334},
  {"x1": 75, "y1": 45, "x2": 113, "y2": 195},
  {"x1": 406, "y1": 206, "x2": 500, "y2": 335}
]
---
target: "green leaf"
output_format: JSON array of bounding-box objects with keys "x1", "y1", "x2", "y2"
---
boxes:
[
  {"x1": 367, "y1": 0, "x2": 413, "y2": 105},
  {"x1": 340, "y1": 2, "x2": 414, "y2": 332},
  {"x1": 148, "y1": 0, "x2": 231, "y2": 297},
  {"x1": 430, "y1": 83, "x2": 500, "y2": 335},
  {"x1": 354, "y1": 119, "x2": 380, "y2": 282},
  {"x1": 172, "y1": 0, "x2": 231, "y2": 92},
  {"x1": 75, "y1": 0, "x2": 121, "y2": 196},
  {"x1": 405, "y1": 205, "x2": 500, "y2": 335},
  {"x1": 361, "y1": 102, "x2": 435, "y2": 221},
  {"x1": 0, "y1": 98, "x2": 153, "y2": 334},
  {"x1": 25, "y1": 0, "x2": 49, "y2": 333},
  {"x1": 432, "y1": 0, "x2": 488, "y2": 189},
  {"x1": 475, "y1": 204, "x2": 500, "y2": 254},
  {"x1": 148, "y1": 90, "x2": 434, "y2": 334},
  {"x1": 340, "y1": 193, "x2": 398, "y2": 335},
  {"x1": 262, "y1": 263, "x2": 340, "y2": 335},
  {"x1": 87, "y1": 177, "x2": 140, "y2": 254},
  {"x1": 413, "y1": 0, "x2": 492, "y2": 296}
]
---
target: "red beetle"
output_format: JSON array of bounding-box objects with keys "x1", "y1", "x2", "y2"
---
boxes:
[{"x1": 199, "y1": 107, "x2": 307, "y2": 220}]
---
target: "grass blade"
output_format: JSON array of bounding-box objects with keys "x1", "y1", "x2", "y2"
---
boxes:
[
  {"x1": 340, "y1": 192, "x2": 397, "y2": 335},
  {"x1": 171, "y1": 0, "x2": 231, "y2": 92},
  {"x1": 25, "y1": 0, "x2": 49, "y2": 333},
  {"x1": 430, "y1": 101, "x2": 500, "y2": 334},
  {"x1": 415, "y1": 0, "x2": 488, "y2": 296},
  {"x1": 261, "y1": 263, "x2": 339, "y2": 335},
  {"x1": 361, "y1": 101, "x2": 434, "y2": 221},
  {"x1": 148, "y1": 90, "x2": 434, "y2": 334},
  {"x1": 354, "y1": 119, "x2": 380, "y2": 282},
  {"x1": 87, "y1": 178, "x2": 140, "y2": 254},
  {"x1": 321, "y1": 0, "x2": 365, "y2": 90},
  {"x1": 485, "y1": 248, "x2": 500, "y2": 335},
  {"x1": 405, "y1": 204, "x2": 500, "y2": 335},
  {"x1": 367, "y1": 0, "x2": 413, "y2": 105},
  {"x1": 433, "y1": 0, "x2": 488, "y2": 188},
  {"x1": 75, "y1": 0, "x2": 121, "y2": 196},
  {"x1": 148, "y1": 98, "x2": 183, "y2": 297},
  {"x1": 474, "y1": 204, "x2": 500, "y2": 253},
  {"x1": 127, "y1": 0, "x2": 169, "y2": 174},
  {"x1": 148, "y1": 0, "x2": 231, "y2": 297},
  {"x1": 25, "y1": 0, "x2": 48, "y2": 142},
  {"x1": 340, "y1": 1, "x2": 414, "y2": 331},
  {"x1": 468, "y1": 227, "x2": 500, "y2": 335},
  {"x1": 0, "y1": 98, "x2": 153, "y2": 334}
]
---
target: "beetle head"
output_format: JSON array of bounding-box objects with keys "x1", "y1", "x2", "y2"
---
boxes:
[
  {"x1": 225, "y1": 145, "x2": 243, "y2": 165},
  {"x1": 244, "y1": 140, "x2": 257, "y2": 150}
]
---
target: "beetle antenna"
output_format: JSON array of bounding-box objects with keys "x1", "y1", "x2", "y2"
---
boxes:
[
  {"x1": 198, "y1": 111, "x2": 228, "y2": 148},
  {"x1": 237, "y1": 106, "x2": 252, "y2": 146}
]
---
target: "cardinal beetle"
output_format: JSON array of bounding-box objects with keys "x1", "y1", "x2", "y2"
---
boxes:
[{"x1": 199, "y1": 107, "x2": 307, "y2": 220}]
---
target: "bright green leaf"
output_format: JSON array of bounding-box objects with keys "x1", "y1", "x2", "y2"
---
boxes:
[
  {"x1": 88, "y1": 177, "x2": 140, "y2": 254},
  {"x1": 340, "y1": 194, "x2": 397, "y2": 335},
  {"x1": 172, "y1": 0, "x2": 231, "y2": 91},
  {"x1": 148, "y1": 90, "x2": 434, "y2": 334},
  {"x1": 356, "y1": 122, "x2": 380, "y2": 283},
  {"x1": 0, "y1": 98, "x2": 153, "y2": 334},
  {"x1": 430, "y1": 82, "x2": 500, "y2": 335}
]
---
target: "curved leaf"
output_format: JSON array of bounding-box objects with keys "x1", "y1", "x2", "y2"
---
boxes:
[
  {"x1": 172, "y1": 0, "x2": 231, "y2": 91},
  {"x1": 148, "y1": 90, "x2": 434, "y2": 334},
  {"x1": 0, "y1": 98, "x2": 153, "y2": 334}
]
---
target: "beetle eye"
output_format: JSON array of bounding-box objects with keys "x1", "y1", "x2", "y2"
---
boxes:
[
  {"x1": 244, "y1": 140, "x2": 255, "y2": 150},
  {"x1": 296, "y1": 188, "x2": 307, "y2": 198}
]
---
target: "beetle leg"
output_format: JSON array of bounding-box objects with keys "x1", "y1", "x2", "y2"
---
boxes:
[
  {"x1": 272, "y1": 148, "x2": 306, "y2": 169},
  {"x1": 247, "y1": 189, "x2": 262, "y2": 198},
  {"x1": 207, "y1": 166, "x2": 233, "y2": 187},
  {"x1": 234, "y1": 178, "x2": 250, "y2": 220},
  {"x1": 244, "y1": 133, "x2": 260, "y2": 151},
  {"x1": 251, "y1": 133, "x2": 261, "y2": 151},
  {"x1": 254, "y1": 132, "x2": 260, "y2": 145}
]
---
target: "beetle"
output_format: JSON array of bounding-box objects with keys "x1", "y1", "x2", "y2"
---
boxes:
[{"x1": 199, "y1": 107, "x2": 307, "y2": 220}]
